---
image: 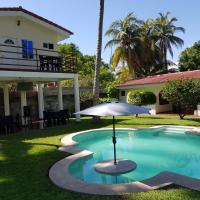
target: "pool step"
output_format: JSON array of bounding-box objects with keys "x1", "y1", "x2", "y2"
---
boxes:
[{"x1": 164, "y1": 127, "x2": 194, "y2": 134}]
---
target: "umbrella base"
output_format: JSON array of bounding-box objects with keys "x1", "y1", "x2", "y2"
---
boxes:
[{"x1": 94, "y1": 159, "x2": 137, "y2": 174}]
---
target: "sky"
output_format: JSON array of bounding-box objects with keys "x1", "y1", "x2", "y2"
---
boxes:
[{"x1": 0, "y1": 0, "x2": 200, "y2": 64}]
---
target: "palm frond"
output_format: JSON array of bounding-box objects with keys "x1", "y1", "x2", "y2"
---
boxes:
[
  {"x1": 104, "y1": 39, "x2": 120, "y2": 49},
  {"x1": 173, "y1": 26, "x2": 185, "y2": 33},
  {"x1": 112, "y1": 47, "x2": 123, "y2": 69}
]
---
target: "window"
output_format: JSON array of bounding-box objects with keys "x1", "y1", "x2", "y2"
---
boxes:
[
  {"x1": 4, "y1": 39, "x2": 15, "y2": 45},
  {"x1": 43, "y1": 42, "x2": 54, "y2": 50},
  {"x1": 43, "y1": 43, "x2": 48, "y2": 48},
  {"x1": 121, "y1": 90, "x2": 125, "y2": 97},
  {"x1": 49, "y1": 43, "x2": 54, "y2": 49},
  {"x1": 22, "y1": 40, "x2": 33, "y2": 59}
]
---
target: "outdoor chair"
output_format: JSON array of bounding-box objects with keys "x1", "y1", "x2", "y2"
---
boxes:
[
  {"x1": 4, "y1": 115, "x2": 15, "y2": 134},
  {"x1": 39, "y1": 55, "x2": 49, "y2": 71},
  {"x1": 15, "y1": 113, "x2": 21, "y2": 130},
  {"x1": 58, "y1": 110, "x2": 68, "y2": 125},
  {"x1": 63, "y1": 109, "x2": 70, "y2": 122},
  {"x1": 0, "y1": 116, "x2": 4, "y2": 135},
  {"x1": 23, "y1": 106, "x2": 32, "y2": 128},
  {"x1": 50, "y1": 111, "x2": 58, "y2": 126},
  {"x1": 47, "y1": 56, "x2": 54, "y2": 71},
  {"x1": 43, "y1": 111, "x2": 51, "y2": 127},
  {"x1": 53, "y1": 57, "x2": 62, "y2": 72}
]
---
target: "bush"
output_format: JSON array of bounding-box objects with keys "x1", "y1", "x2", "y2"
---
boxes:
[
  {"x1": 105, "y1": 82, "x2": 118, "y2": 98},
  {"x1": 99, "y1": 97, "x2": 118, "y2": 103},
  {"x1": 127, "y1": 90, "x2": 156, "y2": 106},
  {"x1": 80, "y1": 91, "x2": 93, "y2": 109},
  {"x1": 162, "y1": 79, "x2": 200, "y2": 119}
]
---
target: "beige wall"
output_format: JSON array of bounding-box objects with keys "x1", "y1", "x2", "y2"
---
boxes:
[
  {"x1": 0, "y1": 16, "x2": 59, "y2": 49},
  {"x1": 119, "y1": 83, "x2": 172, "y2": 114},
  {"x1": 0, "y1": 16, "x2": 61, "y2": 70}
]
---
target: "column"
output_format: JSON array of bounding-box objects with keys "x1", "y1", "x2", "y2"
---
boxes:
[
  {"x1": 21, "y1": 91, "x2": 27, "y2": 125},
  {"x1": 37, "y1": 83, "x2": 44, "y2": 119},
  {"x1": 197, "y1": 105, "x2": 200, "y2": 116},
  {"x1": 58, "y1": 81, "x2": 63, "y2": 110},
  {"x1": 3, "y1": 85, "x2": 10, "y2": 116},
  {"x1": 73, "y1": 74, "x2": 80, "y2": 122}
]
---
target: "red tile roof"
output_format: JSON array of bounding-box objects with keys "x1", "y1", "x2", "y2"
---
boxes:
[
  {"x1": 119, "y1": 70, "x2": 200, "y2": 87},
  {"x1": 0, "y1": 6, "x2": 73, "y2": 35}
]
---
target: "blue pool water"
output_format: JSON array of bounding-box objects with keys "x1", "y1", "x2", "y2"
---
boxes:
[{"x1": 69, "y1": 126, "x2": 200, "y2": 184}]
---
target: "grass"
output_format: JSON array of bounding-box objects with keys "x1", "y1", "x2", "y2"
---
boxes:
[{"x1": 1, "y1": 115, "x2": 200, "y2": 200}]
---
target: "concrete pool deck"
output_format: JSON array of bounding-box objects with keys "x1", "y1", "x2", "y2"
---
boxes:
[{"x1": 49, "y1": 126, "x2": 200, "y2": 195}]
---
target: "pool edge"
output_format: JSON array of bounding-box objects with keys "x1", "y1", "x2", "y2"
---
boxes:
[{"x1": 49, "y1": 126, "x2": 200, "y2": 195}]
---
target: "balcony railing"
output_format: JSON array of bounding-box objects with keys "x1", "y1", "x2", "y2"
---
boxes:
[{"x1": 0, "y1": 44, "x2": 77, "y2": 73}]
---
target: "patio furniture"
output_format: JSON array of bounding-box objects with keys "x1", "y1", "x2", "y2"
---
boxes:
[
  {"x1": 0, "y1": 116, "x2": 4, "y2": 135},
  {"x1": 58, "y1": 110, "x2": 67, "y2": 125},
  {"x1": 4, "y1": 115, "x2": 15, "y2": 134},
  {"x1": 43, "y1": 111, "x2": 52, "y2": 127},
  {"x1": 39, "y1": 55, "x2": 49, "y2": 71},
  {"x1": 39, "y1": 55, "x2": 62, "y2": 72},
  {"x1": 52, "y1": 57, "x2": 62, "y2": 72},
  {"x1": 43, "y1": 109, "x2": 70, "y2": 127},
  {"x1": 15, "y1": 113, "x2": 21, "y2": 130},
  {"x1": 23, "y1": 106, "x2": 32, "y2": 128}
]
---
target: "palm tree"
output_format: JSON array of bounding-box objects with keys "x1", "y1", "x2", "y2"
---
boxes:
[
  {"x1": 154, "y1": 12, "x2": 185, "y2": 71},
  {"x1": 106, "y1": 12, "x2": 185, "y2": 79},
  {"x1": 93, "y1": 0, "x2": 104, "y2": 106},
  {"x1": 135, "y1": 19, "x2": 161, "y2": 77},
  {"x1": 105, "y1": 13, "x2": 141, "y2": 78}
]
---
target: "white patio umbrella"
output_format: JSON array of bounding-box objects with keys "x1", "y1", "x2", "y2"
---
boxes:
[{"x1": 75, "y1": 101, "x2": 150, "y2": 165}]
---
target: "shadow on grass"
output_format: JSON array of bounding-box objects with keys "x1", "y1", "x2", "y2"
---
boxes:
[
  {"x1": 0, "y1": 117, "x2": 127, "y2": 200},
  {"x1": 0, "y1": 117, "x2": 115, "y2": 141},
  {"x1": 1, "y1": 116, "x2": 200, "y2": 200}
]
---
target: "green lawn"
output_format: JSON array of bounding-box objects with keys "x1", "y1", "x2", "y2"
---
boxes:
[{"x1": 1, "y1": 115, "x2": 200, "y2": 200}]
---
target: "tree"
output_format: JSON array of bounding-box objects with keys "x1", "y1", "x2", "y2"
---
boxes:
[
  {"x1": 127, "y1": 90, "x2": 156, "y2": 106},
  {"x1": 93, "y1": 0, "x2": 104, "y2": 105},
  {"x1": 58, "y1": 43, "x2": 114, "y2": 88},
  {"x1": 105, "y1": 12, "x2": 141, "y2": 78},
  {"x1": 105, "y1": 12, "x2": 185, "y2": 78},
  {"x1": 154, "y1": 12, "x2": 185, "y2": 71},
  {"x1": 179, "y1": 41, "x2": 200, "y2": 71},
  {"x1": 116, "y1": 66, "x2": 133, "y2": 83},
  {"x1": 162, "y1": 79, "x2": 200, "y2": 119}
]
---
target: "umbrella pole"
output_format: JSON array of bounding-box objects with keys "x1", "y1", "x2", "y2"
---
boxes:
[{"x1": 112, "y1": 116, "x2": 117, "y2": 165}]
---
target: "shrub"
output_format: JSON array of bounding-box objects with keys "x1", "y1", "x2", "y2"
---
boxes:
[
  {"x1": 162, "y1": 79, "x2": 200, "y2": 119},
  {"x1": 80, "y1": 91, "x2": 93, "y2": 109},
  {"x1": 127, "y1": 90, "x2": 156, "y2": 106},
  {"x1": 99, "y1": 97, "x2": 118, "y2": 103},
  {"x1": 105, "y1": 82, "x2": 118, "y2": 98}
]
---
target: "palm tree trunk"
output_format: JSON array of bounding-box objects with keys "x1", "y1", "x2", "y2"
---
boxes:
[
  {"x1": 163, "y1": 47, "x2": 168, "y2": 72},
  {"x1": 127, "y1": 48, "x2": 136, "y2": 79},
  {"x1": 93, "y1": 0, "x2": 104, "y2": 106}
]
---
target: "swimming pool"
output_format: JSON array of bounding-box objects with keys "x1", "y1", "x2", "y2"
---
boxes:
[{"x1": 68, "y1": 126, "x2": 200, "y2": 184}]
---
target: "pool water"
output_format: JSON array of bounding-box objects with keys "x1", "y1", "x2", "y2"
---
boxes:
[{"x1": 69, "y1": 126, "x2": 200, "y2": 184}]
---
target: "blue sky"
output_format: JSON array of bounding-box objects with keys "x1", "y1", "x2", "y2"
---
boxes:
[{"x1": 0, "y1": 0, "x2": 199, "y2": 63}]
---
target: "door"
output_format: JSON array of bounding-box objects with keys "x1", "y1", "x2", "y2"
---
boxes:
[{"x1": 21, "y1": 40, "x2": 35, "y2": 68}]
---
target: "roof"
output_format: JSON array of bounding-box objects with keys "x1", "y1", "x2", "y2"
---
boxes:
[
  {"x1": 119, "y1": 70, "x2": 200, "y2": 87},
  {"x1": 0, "y1": 6, "x2": 73, "y2": 35}
]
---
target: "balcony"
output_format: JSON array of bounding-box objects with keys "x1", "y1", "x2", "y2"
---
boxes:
[{"x1": 0, "y1": 44, "x2": 77, "y2": 73}]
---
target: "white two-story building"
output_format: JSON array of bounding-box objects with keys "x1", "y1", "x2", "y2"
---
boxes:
[{"x1": 0, "y1": 6, "x2": 80, "y2": 124}]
